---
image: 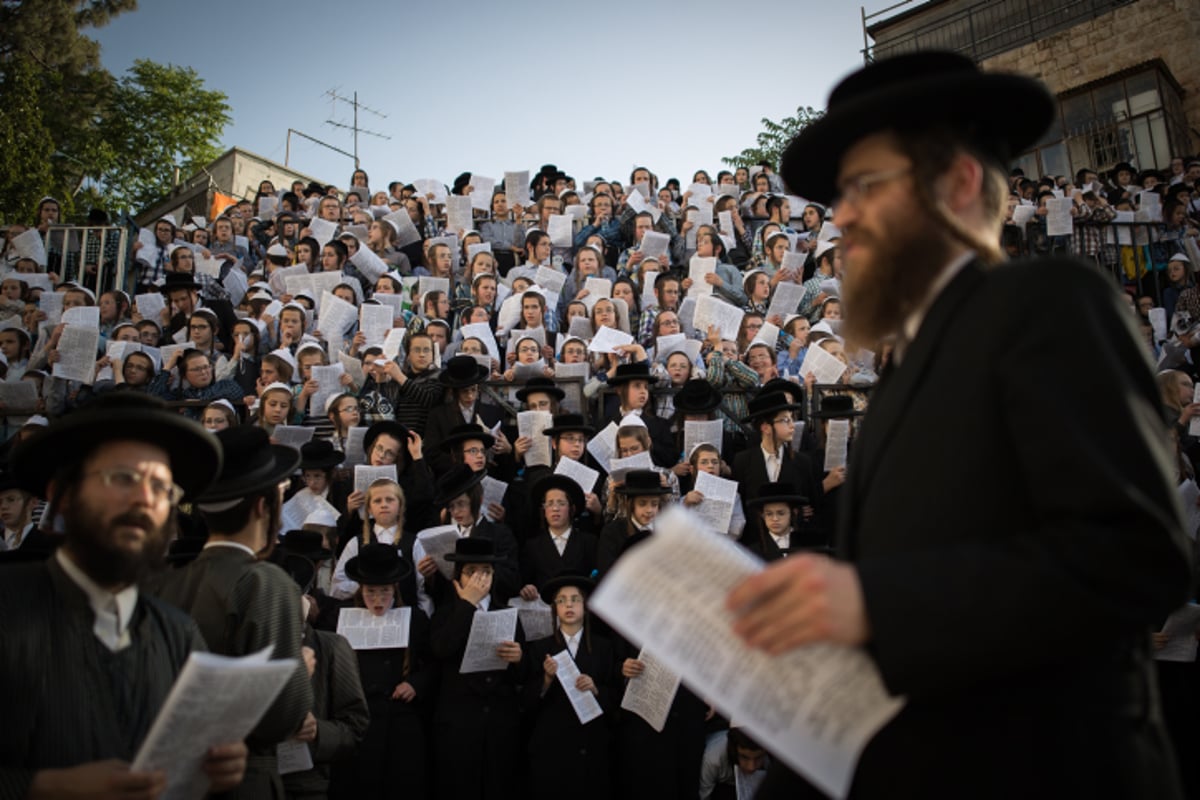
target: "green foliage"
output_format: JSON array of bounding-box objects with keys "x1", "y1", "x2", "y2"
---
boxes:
[
  {"x1": 722, "y1": 106, "x2": 826, "y2": 172},
  {"x1": 0, "y1": 59, "x2": 57, "y2": 224}
]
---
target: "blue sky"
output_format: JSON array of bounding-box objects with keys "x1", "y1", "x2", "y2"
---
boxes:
[{"x1": 91, "y1": 0, "x2": 870, "y2": 191}]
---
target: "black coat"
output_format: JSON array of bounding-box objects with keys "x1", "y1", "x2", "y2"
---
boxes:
[
  {"x1": 760, "y1": 260, "x2": 1191, "y2": 798},
  {"x1": 520, "y1": 527, "x2": 599, "y2": 589},
  {"x1": 733, "y1": 445, "x2": 820, "y2": 546},
  {"x1": 422, "y1": 400, "x2": 507, "y2": 477}
]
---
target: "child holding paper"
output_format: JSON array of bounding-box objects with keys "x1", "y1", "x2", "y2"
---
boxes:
[{"x1": 523, "y1": 574, "x2": 616, "y2": 800}]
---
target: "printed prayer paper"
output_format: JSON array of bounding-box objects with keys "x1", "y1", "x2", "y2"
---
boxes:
[
  {"x1": 279, "y1": 490, "x2": 339, "y2": 534},
  {"x1": 591, "y1": 507, "x2": 906, "y2": 799},
  {"x1": 1045, "y1": 198, "x2": 1074, "y2": 236},
  {"x1": 692, "y1": 471, "x2": 738, "y2": 533},
  {"x1": 554, "y1": 361, "x2": 589, "y2": 414},
  {"x1": 446, "y1": 196, "x2": 473, "y2": 233},
  {"x1": 276, "y1": 740, "x2": 312, "y2": 776},
  {"x1": 567, "y1": 316, "x2": 594, "y2": 340},
  {"x1": 625, "y1": 188, "x2": 662, "y2": 223},
  {"x1": 307, "y1": 218, "x2": 338, "y2": 247},
  {"x1": 552, "y1": 649, "x2": 604, "y2": 724},
  {"x1": 416, "y1": 525, "x2": 459, "y2": 580},
  {"x1": 460, "y1": 322, "x2": 501, "y2": 363},
  {"x1": 309, "y1": 364, "x2": 346, "y2": 418},
  {"x1": 342, "y1": 426, "x2": 368, "y2": 467},
  {"x1": 767, "y1": 282, "x2": 806, "y2": 320},
  {"x1": 337, "y1": 608, "x2": 412, "y2": 650},
  {"x1": 639, "y1": 231, "x2": 671, "y2": 260},
  {"x1": 460, "y1": 608, "x2": 519, "y2": 673},
  {"x1": 1011, "y1": 205, "x2": 1036, "y2": 226},
  {"x1": 13, "y1": 228, "x2": 48, "y2": 266},
  {"x1": 694, "y1": 295, "x2": 744, "y2": 341},
  {"x1": 548, "y1": 214, "x2": 574, "y2": 248},
  {"x1": 271, "y1": 426, "x2": 315, "y2": 450},
  {"x1": 359, "y1": 304, "x2": 393, "y2": 348},
  {"x1": 354, "y1": 465, "x2": 397, "y2": 496},
  {"x1": 607, "y1": 452, "x2": 654, "y2": 485},
  {"x1": 688, "y1": 256, "x2": 717, "y2": 298},
  {"x1": 518, "y1": 410, "x2": 554, "y2": 468},
  {"x1": 351, "y1": 247, "x2": 389, "y2": 283},
  {"x1": 555, "y1": 457, "x2": 600, "y2": 495},
  {"x1": 52, "y1": 326, "x2": 100, "y2": 385},
  {"x1": 824, "y1": 419, "x2": 851, "y2": 472},
  {"x1": 535, "y1": 266, "x2": 567, "y2": 295},
  {"x1": 413, "y1": 179, "x2": 447, "y2": 205},
  {"x1": 1155, "y1": 603, "x2": 1200, "y2": 662},
  {"x1": 468, "y1": 175, "x2": 496, "y2": 211},
  {"x1": 480, "y1": 476, "x2": 508, "y2": 522},
  {"x1": 194, "y1": 254, "x2": 223, "y2": 279},
  {"x1": 135, "y1": 292, "x2": 166, "y2": 321},
  {"x1": 801, "y1": 344, "x2": 849, "y2": 385},
  {"x1": 587, "y1": 325, "x2": 634, "y2": 355},
  {"x1": 620, "y1": 648, "x2": 680, "y2": 733},
  {"x1": 504, "y1": 170, "x2": 531, "y2": 209},
  {"x1": 684, "y1": 420, "x2": 725, "y2": 458},
  {"x1": 384, "y1": 210, "x2": 423, "y2": 248},
  {"x1": 508, "y1": 597, "x2": 555, "y2": 641},
  {"x1": 583, "y1": 277, "x2": 612, "y2": 300},
  {"x1": 317, "y1": 291, "x2": 357, "y2": 342},
  {"x1": 418, "y1": 276, "x2": 451, "y2": 299},
  {"x1": 63, "y1": 306, "x2": 100, "y2": 329},
  {"x1": 586, "y1": 422, "x2": 619, "y2": 473}
]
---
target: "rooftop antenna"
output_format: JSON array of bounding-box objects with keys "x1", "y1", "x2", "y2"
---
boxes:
[{"x1": 323, "y1": 89, "x2": 391, "y2": 170}]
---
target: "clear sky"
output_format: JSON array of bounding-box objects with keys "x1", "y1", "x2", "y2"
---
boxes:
[{"x1": 90, "y1": 0, "x2": 871, "y2": 191}]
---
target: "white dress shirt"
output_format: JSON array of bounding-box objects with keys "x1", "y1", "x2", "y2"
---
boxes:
[{"x1": 56, "y1": 549, "x2": 137, "y2": 652}]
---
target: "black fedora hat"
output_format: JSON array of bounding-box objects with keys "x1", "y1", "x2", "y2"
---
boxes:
[
  {"x1": 759, "y1": 377, "x2": 804, "y2": 404},
  {"x1": 539, "y1": 572, "x2": 596, "y2": 605},
  {"x1": 434, "y1": 464, "x2": 486, "y2": 507},
  {"x1": 197, "y1": 426, "x2": 301, "y2": 504},
  {"x1": 672, "y1": 379, "x2": 722, "y2": 414},
  {"x1": 278, "y1": 529, "x2": 333, "y2": 561},
  {"x1": 438, "y1": 423, "x2": 496, "y2": 454},
  {"x1": 444, "y1": 536, "x2": 501, "y2": 564},
  {"x1": 439, "y1": 355, "x2": 490, "y2": 388},
  {"x1": 272, "y1": 550, "x2": 317, "y2": 592},
  {"x1": 779, "y1": 51, "x2": 1054, "y2": 204},
  {"x1": 810, "y1": 393, "x2": 860, "y2": 419},
  {"x1": 744, "y1": 481, "x2": 810, "y2": 510},
  {"x1": 159, "y1": 272, "x2": 203, "y2": 294},
  {"x1": 345, "y1": 543, "x2": 412, "y2": 585},
  {"x1": 515, "y1": 376, "x2": 565, "y2": 403},
  {"x1": 1111, "y1": 161, "x2": 1137, "y2": 179},
  {"x1": 543, "y1": 413, "x2": 594, "y2": 438},
  {"x1": 10, "y1": 393, "x2": 221, "y2": 501},
  {"x1": 363, "y1": 420, "x2": 411, "y2": 457},
  {"x1": 616, "y1": 469, "x2": 671, "y2": 497},
  {"x1": 742, "y1": 391, "x2": 804, "y2": 424},
  {"x1": 606, "y1": 363, "x2": 659, "y2": 387},
  {"x1": 303, "y1": 181, "x2": 326, "y2": 198},
  {"x1": 299, "y1": 439, "x2": 343, "y2": 471},
  {"x1": 531, "y1": 474, "x2": 586, "y2": 513}
]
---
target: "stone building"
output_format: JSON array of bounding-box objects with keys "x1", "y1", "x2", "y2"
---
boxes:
[{"x1": 863, "y1": 0, "x2": 1200, "y2": 178}]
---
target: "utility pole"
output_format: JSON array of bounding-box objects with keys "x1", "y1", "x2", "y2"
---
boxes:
[{"x1": 323, "y1": 89, "x2": 390, "y2": 169}]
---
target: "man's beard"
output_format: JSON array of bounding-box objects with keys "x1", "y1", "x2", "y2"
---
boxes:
[
  {"x1": 62, "y1": 492, "x2": 170, "y2": 586},
  {"x1": 841, "y1": 209, "x2": 955, "y2": 349}
]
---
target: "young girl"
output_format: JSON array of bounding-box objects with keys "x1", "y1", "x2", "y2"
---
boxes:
[
  {"x1": 523, "y1": 574, "x2": 615, "y2": 800},
  {"x1": 332, "y1": 477, "x2": 408, "y2": 600},
  {"x1": 255, "y1": 382, "x2": 294, "y2": 437},
  {"x1": 201, "y1": 399, "x2": 238, "y2": 432},
  {"x1": 597, "y1": 468, "x2": 673, "y2": 575},
  {"x1": 337, "y1": 543, "x2": 431, "y2": 798}
]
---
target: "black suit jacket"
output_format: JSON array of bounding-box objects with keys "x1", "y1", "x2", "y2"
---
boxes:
[
  {"x1": 762, "y1": 259, "x2": 1191, "y2": 799},
  {"x1": 422, "y1": 400, "x2": 507, "y2": 477},
  {"x1": 520, "y1": 528, "x2": 599, "y2": 588}
]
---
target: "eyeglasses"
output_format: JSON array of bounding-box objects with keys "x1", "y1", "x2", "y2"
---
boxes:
[
  {"x1": 559, "y1": 434, "x2": 586, "y2": 445},
  {"x1": 188, "y1": 323, "x2": 210, "y2": 330},
  {"x1": 186, "y1": 363, "x2": 212, "y2": 374},
  {"x1": 371, "y1": 444, "x2": 399, "y2": 461},
  {"x1": 87, "y1": 467, "x2": 183, "y2": 505},
  {"x1": 833, "y1": 166, "x2": 912, "y2": 207},
  {"x1": 462, "y1": 447, "x2": 486, "y2": 457},
  {"x1": 771, "y1": 416, "x2": 795, "y2": 426}
]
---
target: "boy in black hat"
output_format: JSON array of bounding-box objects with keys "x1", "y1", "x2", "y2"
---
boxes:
[
  {"x1": 732, "y1": 391, "x2": 818, "y2": 545},
  {"x1": 423, "y1": 355, "x2": 509, "y2": 475},
  {"x1": 510, "y1": 412, "x2": 605, "y2": 537},
  {"x1": 518, "y1": 475, "x2": 599, "y2": 598},
  {"x1": 743, "y1": 482, "x2": 823, "y2": 561},
  {"x1": 157, "y1": 426, "x2": 314, "y2": 799},
  {"x1": 603, "y1": 363, "x2": 676, "y2": 468},
  {"x1": 596, "y1": 469, "x2": 673, "y2": 576}
]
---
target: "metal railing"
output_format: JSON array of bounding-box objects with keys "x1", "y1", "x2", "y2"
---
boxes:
[{"x1": 36, "y1": 225, "x2": 132, "y2": 298}]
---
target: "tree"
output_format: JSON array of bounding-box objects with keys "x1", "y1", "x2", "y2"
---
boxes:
[
  {"x1": 722, "y1": 106, "x2": 825, "y2": 173},
  {"x1": 98, "y1": 60, "x2": 231, "y2": 213},
  {"x1": 0, "y1": 59, "x2": 56, "y2": 224}
]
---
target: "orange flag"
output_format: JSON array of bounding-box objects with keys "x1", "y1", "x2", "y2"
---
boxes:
[{"x1": 209, "y1": 192, "x2": 236, "y2": 220}]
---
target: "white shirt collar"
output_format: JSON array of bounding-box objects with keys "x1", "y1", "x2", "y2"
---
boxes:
[
  {"x1": 373, "y1": 524, "x2": 398, "y2": 544},
  {"x1": 56, "y1": 548, "x2": 138, "y2": 652},
  {"x1": 203, "y1": 540, "x2": 257, "y2": 557}
]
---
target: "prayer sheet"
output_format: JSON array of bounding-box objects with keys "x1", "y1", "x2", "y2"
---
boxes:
[
  {"x1": 279, "y1": 490, "x2": 339, "y2": 534},
  {"x1": 134, "y1": 228, "x2": 157, "y2": 264},
  {"x1": 548, "y1": 214, "x2": 574, "y2": 248},
  {"x1": 351, "y1": 247, "x2": 388, "y2": 283},
  {"x1": 688, "y1": 256, "x2": 718, "y2": 298},
  {"x1": 307, "y1": 218, "x2": 338, "y2": 247},
  {"x1": 62, "y1": 306, "x2": 100, "y2": 329},
  {"x1": 272, "y1": 425, "x2": 315, "y2": 450},
  {"x1": 518, "y1": 410, "x2": 554, "y2": 467},
  {"x1": 318, "y1": 291, "x2": 357, "y2": 342},
  {"x1": 337, "y1": 607, "x2": 412, "y2": 650},
  {"x1": 620, "y1": 648, "x2": 680, "y2": 733},
  {"x1": 223, "y1": 268, "x2": 249, "y2": 307},
  {"x1": 513, "y1": 358, "x2": 547, "y2": 382},
  {"x1": 1149, "y1": 308, "x2": 1168, "y2": 344},
  {"x1": 309, "y1": 364, "x2": 346, "y2": 418},
  {"x1": 337, "y1": 351, "x2": 366, "y2": 389},
  {"x1": 416, "y1": 525, "x2": 459, "y2": 580},
  {"x1": 446, "y1": 196, "x2": 473, "y2": 233},
  {"x1": 382, "y1": 328, "x2": 406, "y2": 361},
  {"x1": 767, "y1": 282, "x2": 807, "y2": 319},
  {"x1": 758, "y1": 321, "x2": 781, "y2": 350},
  {"x1": 39, "y1": 291, "x2": 64, "y2": 328},
  {"x1": 508, "y1": 596, "x2": 555, "y2": 641},
  {"x1": 135, "y1": 292, "x2": 166, "y2": 322},
  {"x1": 384, "y1": 210, "x2": 423, "y2": 248},
  {"x1": 552, "y1": 649, "x2": 604, "y2": 724},
  {"x1": 467, "y1": 242, "x2": 492, "y2": 260},
  {"x1": 1178, "y1": 479, "x2": 1200, "y2": 541},
  {"x1": 468, "y1": 174, "x2": 496, "y2": 211},
  {"x1": 793, "y1": 420, "x2": 808, "y2": 451},
  {"x1": 657, "y1": 335, "x2": 702, "y2": 364},
  {"x1": 587, "y1": 325, "x2": 634, "y2": 354},
  {"x1": 342, "y1": 426, "x2": 367, "y2": 467},
  {"x1": 276, "y1": 740, "x2": 313, "y2": 776},
  {"x1": 257, "y1": 196, "x2": 278, "y2": 219},
  {"x1": 354, "y1": 465, "x2": 397, "y2": 495},
  {"x1": 460, "y1": 608, "x2": 519, "y2": 673},
  {"x1": 567, "y1": 316, "x2": 594, "y2": 340},
  {"x1": 504, "y1": 170, "x2": 531, "y2": 209},
  {"x1": 0, "y1": 380, "x2": 37, "y2": 411},
  {"x1": 413, "y1": 179, "x2": 447, "y2": 205},
  {"x1": 592, "y1": 507, "x2": 905, "y2": 799},
  {"x1": 587, "y1": 422, "x2": 619, "y2": 473},
  {"x1": 418, "y1": 276, "x2": 450, "y2": 299},
  {"x1": 824, "y1": 419, "x2": 851, "y2": 472},
  {"x1": 639, "y1": 231, "x2": 671, "y2": 260},
  {"x1": 692, "y1": 471, "x2": 738, "y2": 533},
  {"x1": 52, "y1": 326, "x2": 100, "y2": 384},
  {"x1": 1012, "y1": 207, "x2": 1037, "y2": 229},
  {"x1": 132, "y1": 647, "x2": 298, "y2": 800},
  {"x1": 718, "y1": 210, "x2": 734, "y2": 235},
  {"x1": 158, "y1": 341, "x2": 196, "y2": 367},
  {"x1": 556, "y1": 456, "x2": 600, "y2": 495},
  {"x1": 625, "y1": 188, "x2": 662, "y2": 223},
  {"x1": 535, "y1": 266, "x2": 567, "y2": 297},
  {"x1": 460, "y1": 322, "x2": 501, "y2": 363},
  {"x1": 554, "y1": 361, "x2": 589, "y2": 414},
  {"x1": 359, "y1": 304, "x2": 393, "y2": 348},
  {"x1": 194, "y1": 254, "x2": 222, "y2": 279},
  {"x1": 13, "y1": 228, "x2": 48, "y2": 266},
  {"x1": 1045, "y1": 198, "x2": 1074, "y2": 236},
  {"x1": 685, "y1": 420, "x2": 725, "y2": 458},
  {"x1": 1155, "y1": 603, "x2": 1200, "y2": 662},
  {"x1": 480, "y1": 476, "x2": 508, "y2": 522},
  {"x1": 694, "y1": 295, "x2": 745, "y2": 341},
  {"x1": 1113, "y1": 210, "x2": 1135, "y2": 245},
  {"x1": 608, "y1": 452, "x2": 653, "y2": 485},
  {"x1": 269, "y1": 265, "x2": 308, "y2": 296},
  {"x1": 801, "y1": 345, "x2": 848, "y2": 385},
  {"x1": 583, "y1": 277, "x2": 612, "y2": 300}
]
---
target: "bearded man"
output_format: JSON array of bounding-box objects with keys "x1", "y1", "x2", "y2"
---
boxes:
[
  {"x1": 726, "y1": 52, "x2": 1191, "y2": 798},
  {"x1": 0, "y1": 394, "x2": 248, "y2": 797}
]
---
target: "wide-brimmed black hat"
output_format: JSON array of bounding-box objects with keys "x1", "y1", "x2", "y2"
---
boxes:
[
  {"x1": 303, "y1": 181, "x2": 326, "y2": 198},
  {"x1": 439, "y1": 355, "x2": 490, "y2": 388},
  {"x1": 539, "y1": 572, "x2": 596, "y2": 605},
  {"x1": 159, "y1": 272, "x2": 202, "y2": 294},
  {"x1": 434, "y1": 464, "x2": 486, "y2": 507},
  {"x1": 345, "y1": 542, "x2": 412, "y2": 585},
  {"x1": 810, "y1": 393, "x2": 860, "y2": 419},
  {"x1": 606, "y1": 363, "x2": 658, "y2": 387},
  {"x1": 616, "y1": 469, "x2": 671, "y2": 496},
  {"x1": 444, "y1": 536, "x2": 500, "y2": 564},
  {"x1": 543, "y1": 413, "x2": 594, "y2": 438},
  {"x1": 272, "y1": 550, "x2": 316, "y2": 592},
  {"x1": 299, "y1": 439, "x2": 344, "y2": 470},
  {"x1": 363, "y1": 420, "x2": 410, "y2": 457},
  {"x1": 779, "y1": 51, "x2": 1054, "y2": 204},
  {"x1": 197, "y1": 426, "x2": 301, "y2": 504},
  {"x1": 531, "y1": 474, "x2": 586, "y2": 513},
  {"x1": 759, "y1": 377, "x2": 804, "y2": 404},
  {"x1": 515, "y1": 376, "x2": 565, "y2": 402},
  {"x1": 672, "y1": 379, "x2": 722, "y2": 414},
  {"x1": 9, "y1": 393, "x2": 221, "y2": 501},
  {"x1": 1111, "y1": 161, "x2": 1137, "y2": 179},
  {"x1": 438, "y1": 423, "x2": 495, "y2": 454},
  {"x1": 278, "y1": 529, "x2": 333, "y2": 561},
  {"x1": 744, "y1": 481, "x2": 810, "y2": 510},
  {"x1": 743, "y1": 391, "x2": 804, "y2": 424}
]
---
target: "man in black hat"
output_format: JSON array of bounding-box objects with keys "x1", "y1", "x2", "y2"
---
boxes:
[
  {"x1": 0, "y1": 393, "x2": 248, "y2": 796},
  {"x1": 157, "y1": 427, "x2": 314, "y2": 799},
  {"x1": 159, "y1": 272, "x2": 237, "y2": 353},
  {"x1": 726, "y1": 51, "x2": 1189, "y2": 797},
  {"x1": 423, "y1": 355, "x2": 509, "y2": 476}
]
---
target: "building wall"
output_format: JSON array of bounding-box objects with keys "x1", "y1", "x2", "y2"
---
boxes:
[{"x1": 982, "y1": 0, "x2": 1200, "y2": 154}]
